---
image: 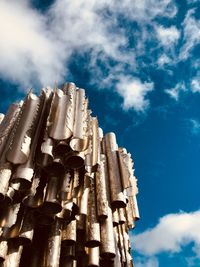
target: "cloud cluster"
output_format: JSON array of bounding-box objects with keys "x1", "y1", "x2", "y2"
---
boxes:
[
  {"x1": 156, "y1": 26, "x2": 180, "y2": 48},
  {"x1": 0, "y1": 0, "x2": 200, "y2": 111},
  {"x1": 116, "y1": 76, "x2": 153, "y2": 111},
  {"x1": 0, "y1": 0, "x2": 178, "y2": 111},
  {"x1": 131, "y1": 210, "x2": 200, "y2": 266}
]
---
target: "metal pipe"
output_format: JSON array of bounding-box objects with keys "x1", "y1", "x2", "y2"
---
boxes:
[
  {"x1": 104, "y1": 133, "x2": 126, "y2": 209},
  {"x1": 44, "y1": 218, "x2": 62, "y2": 267}
]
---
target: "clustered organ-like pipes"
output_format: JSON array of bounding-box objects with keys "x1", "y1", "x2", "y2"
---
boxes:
[{"x1": 0, "y1": 83, "x2": 139, "y2": 267}]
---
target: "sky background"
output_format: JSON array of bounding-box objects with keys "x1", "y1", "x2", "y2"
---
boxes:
[{"x1": 0, "y1": 0, "x2": 200, "y2": 266}]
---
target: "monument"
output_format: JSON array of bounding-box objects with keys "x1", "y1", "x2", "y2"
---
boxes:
[{"x1": 0, "y1": 83, "x2": 139, "y2": 266}]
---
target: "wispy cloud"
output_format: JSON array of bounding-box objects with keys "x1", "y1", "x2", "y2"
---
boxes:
[
  {"x1": 179, "y1": 9, "x2": 200, "y2": 60},
  {"x1": 0, "y1": 0, "x2": 178, "y2": 112},
  {"x1": 188, "y1": 119, "x2": 200, "y2": 135},
  {"x1": 191, "y1": 76, "x2": 200, "y2": 93},
  {"x1": 165, "y1": 83, "x2": 186, "y2": 100},
  {"x1": 131, "y1": 210, "x2": 200, "y2": 262}
]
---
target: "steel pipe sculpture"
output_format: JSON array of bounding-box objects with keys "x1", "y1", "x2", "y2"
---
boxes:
[{"x1": 0, "y1": 83, "x2": 139, "y2": 267}]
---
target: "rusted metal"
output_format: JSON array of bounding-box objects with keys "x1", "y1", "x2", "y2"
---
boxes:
[{"x1": 0, "y1": 84, "x2": 139, "y2": 266}]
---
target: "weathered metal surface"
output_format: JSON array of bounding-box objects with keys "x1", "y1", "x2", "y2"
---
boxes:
[
  {"x1": 0, "y1": 84, "x2": 139, "y2": 266},
  {"x1": 62, "y1": 219, "x2": 76, "y2": 246},
  {"x1": 6, "y1": 92, "x2": 40, "y2": 165},
  {"x1": 0, "y1": 103, "x2": 22, "y2": 159},
  {"x1": 95, "y1": 155, "x2": 109, "y2": 221},
  {"x1": 100, "y1": 208, "x2": 116, "y2": 259},
  {"x1": 104, "y1": 133, "x2": 126, "y2": 209},
  {"x1": 44, "y1": 218, "x2": 62, "y2": 267},
  {"x1": 86, "y1": 176, "x2": 100, "y2": 248}
]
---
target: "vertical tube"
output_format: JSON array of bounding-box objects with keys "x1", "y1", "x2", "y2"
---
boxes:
[
  {"x1": 86, "y1": 176, "x2": 100, "y2": 248},
  {"x1": 44, "y1": 218, "x2": 62, "y2": 267},
  {"x1": 100, "y1": 208, "x2": 115, "y2": 259},
  {"x1": 3, "y1": 243, "x2": 23, "y2": 267},
  {"x1": 95, "y1": 155, "x2": 109, "y2": 221},
  {"x1": 104, "y1": 133, "x2": 126, "y2": 209}
]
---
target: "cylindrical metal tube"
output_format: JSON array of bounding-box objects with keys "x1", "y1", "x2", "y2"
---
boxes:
[
  {"x1": 132, "y1": 195, "x2": 140, "y2": 220},
  {"x1": 0, "y1": 103, "x2": 21, "y2": 159},
  {"x1": 100, "y1": 208, "x2": 115, "y2": 259},
  {"x1": 61, "y1": 244, "x2": 76, "y2": 260},
  {"x1": 86, "y1": 177, "x2": 100, "y2": 248},
  {"x1": 118, "y1": 148, "x2": 132, "y2": 190},
  {"x1": 59, "y1": 172, "x2": 73, "y2": 201},
  {"x1": 116, "y1": 225, "x2": 126, "y2": 264},
  {"x1": 0, "y1": 240, "x2": 8, "y2": 263},
  {"x1": 79, "y1": 175, "x2": 90, "y2": 215},
  {"x1": 11, "y1": 90, "x2": 50, "y2": 190},
  {"x1": 118, "y1": 208, "x2": 126, "y2": 225},
  {"x1": 0, "y1": 162, "x2": 12, "y2": 202},
  {"x1": 62, "y1": 219, "x2": 76, "y2": 246},
  {"x1": 95, "y1": 155, "x2": 109, "y2": 221},
  {"x1": 23, "y1": 169, "x2": 46, "y2": 208},
  {"x1": 6, "y1": 92, "x2": 40, "y2": 165},
  {"x1": 104, "y1": 133, "x2": 126, "y2": 209},
  {"x1": 18, "y1": 210, "x2": 35, "y2": 245},
  {"x1": 91, "y1": 117, "x2": 99, "y2": 171},
  {"x1": 64, "y1": 151, "x2": 85, "y2": 169},
  {"x1": 3, "y1": 243, "x2": 23, "y2": 267},
  {"x1": 88, "y1": 247, "x2": 99, "y2": 267},
  {"x1": 44, "y1": 218, "x2": 62, "y2": 267},
  {"x1": 112, "y1": 208, "x2": 119, "y2": 227},
  {"x1": 41, "y1": 176, "x2": 62, "y2": 214},
  {"x1": 38, "y1": 137, "x2": 54, "y2": 168},
  {"x1": 48, "y1": 86, "x2": 76, "y2": 140},
  {"x1": 70, "y1": 89, "x2": 89, "y2": 152},
  {"x1": 0, "y1": 113, "x2": 5, "y2": 124}
]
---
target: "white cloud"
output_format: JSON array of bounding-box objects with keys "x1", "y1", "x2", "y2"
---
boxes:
[
  {"x1": 116, "y1": 76, "x2": 154, "y2": 111},
  {"x1": 165, "y1": 83, "x2": 186, "y2": 100},
  {"x1": 156, "y1": 26, "x2": 180, "y2": 47},
  {"x1": 132, "y1": 210, "x2": 200, "y2": 256},
  {"x1": 179, "y1": 9, "x2": 200, "y2": 60},
  {"x1": 191, "y1": 78, "x2": 200, "y2": 93},
  {"x1": 0, "y1": 0, "x2": 177, "y2": 111},
  {"x1": 0, "y1": 0, "x2": 66, "y2": 86},
  {"x1": 157, "y1": 54, "x2": 171, "y2": 66}
]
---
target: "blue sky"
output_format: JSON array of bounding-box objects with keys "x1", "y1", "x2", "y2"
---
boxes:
[{"x1": 1, "y1": 0, "x2": 200, "y2": 266}]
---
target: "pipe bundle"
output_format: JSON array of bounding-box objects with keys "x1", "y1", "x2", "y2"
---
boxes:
[{"x1": 0, "y1": 83, "x2": 139, "y2": 267}]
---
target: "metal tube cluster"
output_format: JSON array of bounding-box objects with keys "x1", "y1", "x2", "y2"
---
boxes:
[{"x1": 0, "y1": 83, "x2": 139, "y2": 267}]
